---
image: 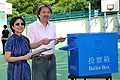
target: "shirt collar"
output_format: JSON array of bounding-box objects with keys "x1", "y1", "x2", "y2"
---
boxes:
[{"x1": 37, "y1": 19, "x2": 50, "y2": 26}]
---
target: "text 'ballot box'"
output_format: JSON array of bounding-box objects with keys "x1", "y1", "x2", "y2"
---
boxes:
[{"x1": 59, "y1": 33, "x2": 118, "y2": 76}]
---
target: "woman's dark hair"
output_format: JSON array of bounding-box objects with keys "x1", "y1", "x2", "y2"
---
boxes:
[
  {"x1": 37, "y1": 3, "x2": 52, "y2": 20},
  {"x1": 3, "y1": 25, "x2": 7, "y2": 29},
  {"x1": 9, "y1": 16, "x2": 25, "y2": 33}
]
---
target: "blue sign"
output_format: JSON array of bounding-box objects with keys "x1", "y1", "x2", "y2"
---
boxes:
[{"x1": 59, "y1": 33, "x2": 118, "y2": 76}]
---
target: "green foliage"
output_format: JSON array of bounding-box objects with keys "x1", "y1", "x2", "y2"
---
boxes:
[{"x1": 6, "y1": 0, "x2": 101, "y2": 19}]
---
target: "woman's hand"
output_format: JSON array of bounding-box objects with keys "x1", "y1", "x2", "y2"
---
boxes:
[
  {"x1": 24, "y1": 55, "x2": 32, "y2": 60},
  {"x1": 5, "y1": 51, "x2": 32, "y2": 62}
]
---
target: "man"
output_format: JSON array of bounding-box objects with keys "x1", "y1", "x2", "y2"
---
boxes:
[{"x1": 27, "y1": 3, "x2": 65, "y2": 80}]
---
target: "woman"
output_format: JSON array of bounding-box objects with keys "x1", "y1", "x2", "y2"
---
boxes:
[
  {"x1": 5, "y1": 16, "x2": 32, "y2": 80},
  {"x1": 1, "y1": 25, "x2": 9, "y2": 55}
]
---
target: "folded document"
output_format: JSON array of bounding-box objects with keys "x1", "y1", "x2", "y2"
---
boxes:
[{"x1": 27, "y1": 48, "x2": 52, "y2": 55}]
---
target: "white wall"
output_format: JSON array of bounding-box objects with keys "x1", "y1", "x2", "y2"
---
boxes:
[{"x1": 52, "y1": 14, "x2": 119, "y2": 38}]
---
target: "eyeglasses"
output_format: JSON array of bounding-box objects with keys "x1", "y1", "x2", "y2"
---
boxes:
[{"x1": 15, "y1": 22, "x2": 25, "y2": 26}]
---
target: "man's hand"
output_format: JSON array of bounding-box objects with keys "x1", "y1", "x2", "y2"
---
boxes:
[
  {"x1": 57, "y1": 37, "x2": 66, "y2": 42},
  {"x1": 43, "y1": 38, "x2": 53, "y2": 45}
]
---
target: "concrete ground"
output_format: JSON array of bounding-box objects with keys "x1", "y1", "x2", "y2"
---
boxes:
[{"x1": 0, "y1": 41, "x2": 120, "y2": 80}]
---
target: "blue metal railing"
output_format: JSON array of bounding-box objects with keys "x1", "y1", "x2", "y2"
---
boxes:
[{"x1": 7, "y1": 9, "x2": 119, "y2": 25}]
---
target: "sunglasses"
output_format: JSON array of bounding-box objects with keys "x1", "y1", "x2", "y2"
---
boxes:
[{"x1": 15, "y1": 22, "x2": 25, "y2": 26}]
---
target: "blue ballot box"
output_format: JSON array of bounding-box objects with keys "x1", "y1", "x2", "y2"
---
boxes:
[{"x1": 59, "y1": 33, "x2": 118, "y2": 76}]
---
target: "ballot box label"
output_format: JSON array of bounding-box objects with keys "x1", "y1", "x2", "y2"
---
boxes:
[{"x1": 88, "y1": 56, "x2": 110, "y2": 71}]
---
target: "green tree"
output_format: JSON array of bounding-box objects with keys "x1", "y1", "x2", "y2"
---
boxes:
[
  {"x1": 6, "y1": 0, "x2": 101, "y2": 19},
  {"x1": 91, "y1": 0, "x2": 101, "y2": 9}
]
